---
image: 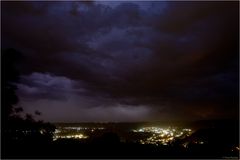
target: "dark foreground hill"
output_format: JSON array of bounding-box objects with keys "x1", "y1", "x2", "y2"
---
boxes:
[{"x1": 3, "y1": 120, "x2": 239, "y2": 159}]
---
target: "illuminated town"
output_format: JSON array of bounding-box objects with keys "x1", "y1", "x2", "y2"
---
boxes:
[
  {"x1": 54, "y1": 133, "x2": 88, "y2": 140},
  {"x1": 53, "y1": 126, "x2": 104, "y2": 141},
  {"x1": 53, "y1": 125, "x2": 193, "y2": 146},
  {"x1": 132, "y1": 127, "x2": 192, "y2": 146}
]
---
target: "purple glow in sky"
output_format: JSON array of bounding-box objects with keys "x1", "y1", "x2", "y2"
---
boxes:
[{"x1": 2, "y1": 1, "x2": 239, "y2": 122}]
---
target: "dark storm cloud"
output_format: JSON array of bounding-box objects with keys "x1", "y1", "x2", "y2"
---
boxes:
[
  {"x1": 17, "y1": 72, "x2": 84, "y2": 101},
  {"x1": 2, "y1": 1, "x2": 238, "y2": 121}
]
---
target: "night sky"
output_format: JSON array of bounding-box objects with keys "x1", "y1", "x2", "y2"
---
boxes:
[{"x1": 2, "y1": 1, "x2": 239, "y2": 122}]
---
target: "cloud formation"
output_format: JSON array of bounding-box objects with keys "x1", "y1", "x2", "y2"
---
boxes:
[{"x1": 2, "y1": 1, "x2": 239, "y2": 122}]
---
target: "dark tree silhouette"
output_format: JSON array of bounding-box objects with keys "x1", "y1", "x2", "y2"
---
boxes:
[
  {"x1": 2, "y1": 48, "x2": 21, "y2": 124},
  {"x1": 35, "y1": 110, "x2": 42, "y2": 116},
  {"x1": 2, "y1": 48, "x2": 56, "y2": 158}
]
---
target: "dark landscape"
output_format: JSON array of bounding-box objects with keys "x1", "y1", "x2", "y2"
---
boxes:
[
  {"x1": 3, "y1": 120, "x2": 239, "y2": 158},
  {"x1": 1, "y1": 1, "x2": 239, "y2": 159}
]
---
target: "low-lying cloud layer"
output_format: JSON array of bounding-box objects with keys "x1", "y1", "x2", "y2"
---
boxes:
[{"x1": 2, "y1": 1, "x2": 239, "y2": 122}]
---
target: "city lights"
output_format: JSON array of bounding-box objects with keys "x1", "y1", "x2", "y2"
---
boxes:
[
  {"x1": 133, "y1": 127, "x2": 192, "y2": 146},
  {"x1": 53, "y1": 133, "x2": 88, "y2": 141},
  {"x1": 62, "y1": 127, "x2": 104, "y2": 131},
  {"x1": 54, "y1": 125, "x2": 193, "y2": 146},
  {"x1": 53, "y1": 126, "x2": 104, "y2": 141}
]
